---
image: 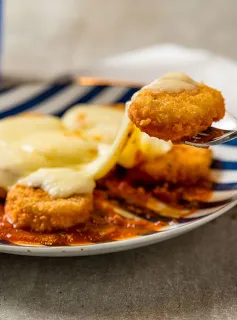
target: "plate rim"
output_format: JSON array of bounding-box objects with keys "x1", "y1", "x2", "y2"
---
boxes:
[
  {"x1": 0, "y1": 81, "x2": 236, "y2": 256},
  {"x1": 0, "y1": 199, "x2": 236, "y2": 256}
]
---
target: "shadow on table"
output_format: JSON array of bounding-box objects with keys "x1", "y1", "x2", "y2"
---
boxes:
[{"x1": 0, "y1": 210, "x2": 237, "y2": 320}]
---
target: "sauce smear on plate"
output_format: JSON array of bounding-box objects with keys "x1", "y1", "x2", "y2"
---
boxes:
[
  {"x1": 0, "y1": 172, "x2": 212, "y2": 246},
  {"x1": 0, "y1": 198, "x2": 169, "y2": 246}
]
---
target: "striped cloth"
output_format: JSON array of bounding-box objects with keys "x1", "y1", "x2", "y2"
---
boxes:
[{"x1": 0, "y1": 78, "x2": 139, "y2": 118}]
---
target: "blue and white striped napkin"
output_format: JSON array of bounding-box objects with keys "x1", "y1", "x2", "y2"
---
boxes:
[{"x1": 0, "y1": 77, "x2": 139, "y2": 119}]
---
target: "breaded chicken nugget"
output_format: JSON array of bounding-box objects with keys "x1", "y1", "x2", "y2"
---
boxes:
[
  {"x1": 4, "y1": 185, "x2": 92, "y2": 232},
  {"x1": 139, "y1": 145, "x2": 212, "y2": 185},
  {"x1": 128, "y1": 73, "x2": 225, "y2": 142}
]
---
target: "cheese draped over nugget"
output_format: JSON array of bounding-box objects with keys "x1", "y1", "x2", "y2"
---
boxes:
[
  {"x1": 63, "y1": 105, "x2": 172, "y2": 169},
  {"x1": 0, "y1": 105, "x2": 172, "y2": 198},
  {"x1": 0, "y1": 115, "x2": 97, "y2": 195}
]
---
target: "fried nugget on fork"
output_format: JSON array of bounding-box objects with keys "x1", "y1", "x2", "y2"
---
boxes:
[{"x1": 128, "y1": 74, "x2": 225, "y2": 142}]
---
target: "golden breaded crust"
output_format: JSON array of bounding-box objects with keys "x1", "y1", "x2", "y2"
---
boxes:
[
  {"x1": 139, "y1": 145, "x2": 212, "y2": 185},
  {"x1": 128, "y1": 84, "x2": 225, "y2": 142},
  {"x1": 4, "y1": 185, "x2": 93, "y2": 232}
]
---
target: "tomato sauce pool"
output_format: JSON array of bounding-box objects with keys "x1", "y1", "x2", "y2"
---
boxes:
[
  {"x1": 0, "y1": 177, "x2": 212, "y2": 247},
  {"x1": 0, "y1": 202, "x2": 169, "y2": 246}
]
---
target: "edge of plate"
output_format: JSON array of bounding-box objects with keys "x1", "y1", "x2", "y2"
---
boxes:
[{"x1": 0, "y1": 199, "x2": 236, "y2": 257}]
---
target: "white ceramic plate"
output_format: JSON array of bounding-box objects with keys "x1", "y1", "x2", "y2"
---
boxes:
[{"x1": 0, "y1": 79, "x2": 236, "y2": 256}]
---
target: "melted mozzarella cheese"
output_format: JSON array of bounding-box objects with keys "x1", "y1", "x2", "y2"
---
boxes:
[
  {"x1": 139, "y1": 133, "x2": 172, "y2": 160},
  {"x1": 117, "y1": 127, "x2": 141, "y2": 168},
  {"x1": 19, "y1": 110, "x2": 133, "y2": 195},
  {"x1": 19, "y1": 168, "x2": 95, "y2": 198},
  {"x1": 63, "y1": 104, "x2": 173, "y2": 169},
  {"x1": 0, "y1": 115, "x2": 63, "y2": 141},
  {"x1": 21, "y1": 131, "x2": 97, "y2": 166},
  {"x1": 0, "y1": 144, "x2": 49, "y2": 190},
  {"x1": 142, "y1": 72, "x2": 199, "y2": 93},
  {"x1": 62, "y1": 105, "x2": 124, "y2": 144},
  {"x1": 0, "y1": 102, "x2": 172, "y2": 198},
  {"x1": 85, "y1": 112, "x2": 133, "y2": 179},
  {"x1": 0, "y1": 115, "x2": 98, "y2": 195}
]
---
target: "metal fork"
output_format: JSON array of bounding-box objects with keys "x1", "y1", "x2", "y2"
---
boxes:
[
  {"x1": 184, "y1": 112, "x2": 237, "y2": 147},
  {"x1": 78, "y1": 76, "x2": 237, "y2": 148}
]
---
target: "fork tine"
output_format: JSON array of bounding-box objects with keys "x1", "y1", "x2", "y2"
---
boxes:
[
  {"x1": 196, "y1": 132, "x2": 209, "y2": 137},
  {"x1": 185, "y1": 127, "x2": 237, "y2": 148}
]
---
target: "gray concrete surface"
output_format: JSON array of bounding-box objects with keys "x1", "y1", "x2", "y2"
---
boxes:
[
  {"x1": 1, "y1": 0, "x2": 237, "y2": 319},
  {"x1": 0, "y1": 210, "x2": 237, "y2": 320}
]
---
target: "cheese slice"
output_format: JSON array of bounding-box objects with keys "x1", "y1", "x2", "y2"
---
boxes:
[
  {"x1": 0, "y1": 115, "x2": 98, "y2": 195},
  {"x1": 19, "y1": 107, "x2": 133, "y2": 196},
  {"x1": 19, "y1": 168, "x2": 95, "y2": 198},
  {"x1": 62, "y1": 105, "x2": 124, "y2": 144},
  {"x1": 0, "y1": 103, "x2": 172, "y2": 198}
]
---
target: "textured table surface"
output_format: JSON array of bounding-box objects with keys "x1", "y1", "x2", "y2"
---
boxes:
[
  {"x1": 1, "y1": 0, "x2": 237, "y2": 319},
  {"x1": 0, "y1": 210, "x2": 237, "y2": 320}
]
